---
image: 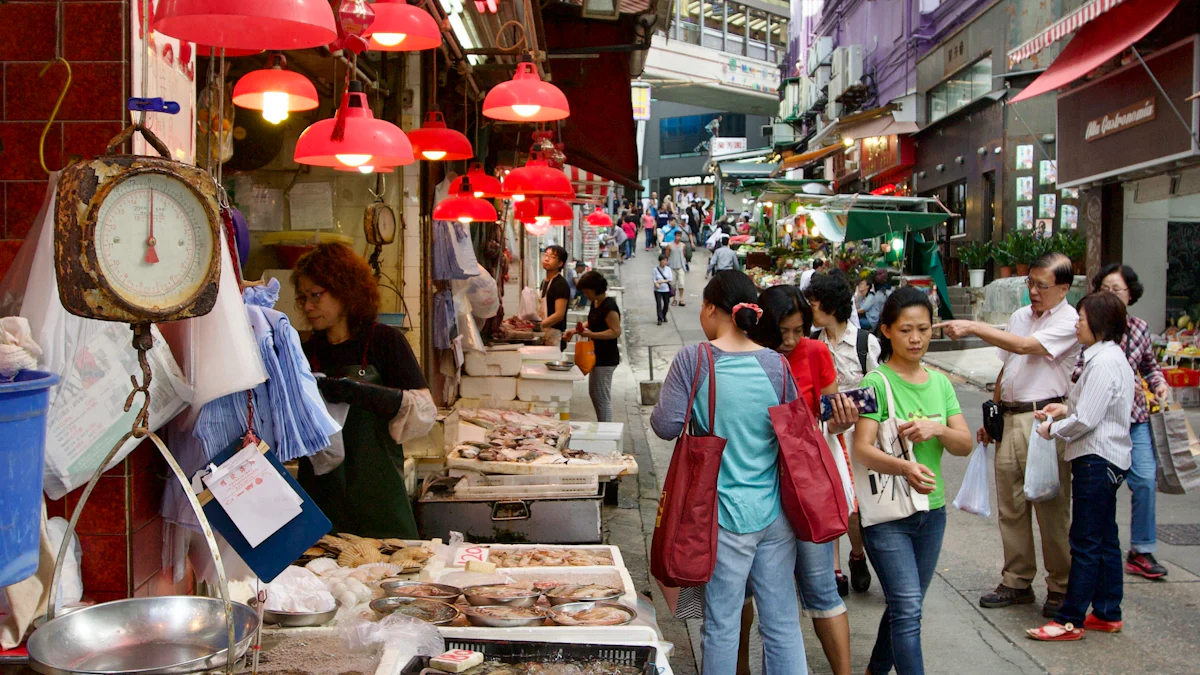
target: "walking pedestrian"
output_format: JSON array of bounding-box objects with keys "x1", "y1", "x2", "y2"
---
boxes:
[
  {"x1": 937, "y1": 253, "x2": 1078, "y2": 618},
  {"x1": 565, "y1": 271, "x2": 622, "y2": 423},
  {"x1": 668, "y1": 236, "x2": 688, "y2": 307},
  {"x1": 853, "y1": 287, "x2": 974, "y2": 674},
  {"x1": 643, "y1": 209, "x2": 657, "y2": 251},
  {"x1": 622, "y1": 216, "x2": 637, "y2": 259},
  {"x1": 749, "y1": 284, "x2": 857, "y2": 675},
  {"x1": 805, "y1": 274, "x2": 882, "y2": 597},
  {"x1": 800, "y1": 259, "x2": 824, "y2": 291},
  {"x1": 653, "y1": 253, "x2": 673, "y2": 325},
  {"x1": 708, "y1": 236, "x2": 740, "y2": 276},
  {"x1": 1079, "y1": 264, "x2": 1171, "y2": 579},
  {"x1": 651, "y1": 271, "x2": 810, "y2": 675},
  {"x1": 1027, "y1": 291, "x2": 1136, "y2": 641},
  {"x1": 860, "y1": 270, "x2": 892, "y2": 331}
]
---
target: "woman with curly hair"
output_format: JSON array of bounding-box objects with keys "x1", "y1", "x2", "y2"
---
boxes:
[{"x1": 293, "y1": 243, "x2": 435, "y2": 538}]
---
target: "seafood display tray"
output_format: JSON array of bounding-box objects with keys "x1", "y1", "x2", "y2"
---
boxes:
[
  {"x1": 445, "y1": 454, "x2": 638, "y2": 478},
  {"x1": 437, "y1": 558, "x2": 638, "y2": 607},
  {"x1": 401, "y1": 638, "x2": 656, "y2": 675},
  {"x1": 442, "y1": 545, "x2": 627, "y2": 572},
  {"x1": 452, "y1": 474, "x2": 601, "y2": 499}
]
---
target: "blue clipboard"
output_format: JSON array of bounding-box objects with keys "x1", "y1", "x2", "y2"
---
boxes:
[{"x1": 197, "y1": 439, "x2": 331, "y2": 583}]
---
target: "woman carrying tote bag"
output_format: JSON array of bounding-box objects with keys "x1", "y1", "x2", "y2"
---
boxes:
[{"x1": 851, "y1": 288, "x2": 973, "y2": 675}]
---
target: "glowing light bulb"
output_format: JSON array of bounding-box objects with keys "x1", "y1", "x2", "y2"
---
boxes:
[
  {"x1": 535, "y1": 215, "x2": 551, "y2": 224},
  {"x1": 891, "y1": 238, "x2": 905, "y2": 252},
  {"x1": 373, "y1": 32, "x2": 407, "y2": 46},
  {"x1": 357, "y1": 165, "x2": 375, "y2": 174},
  {"x1": 843, "y1": 137, "x2": 855, "y2": 148},
  {"x1": 785, "y1": 223, "x2": 794, "y2": 233},
  {"x1": 511, "y1": 104, "x2": 542, "y2": 118},
  {"x1": 261, "y1": 91, "x2": 290, "y2": 124},
  {"x1": 458, "y1": 216, "x2": 473, "y2": 224},
  {"x1": 421, "y1": 150, "x2": 448, "y2": 160},
  {"x1": 335, "y1": 154, "x2": 373, "y2": 167},
  {"x1": 511, "y1": 194, "x2": 526, "y2": 202},
  {"x1": 473, "y1": 191, "x2": 485, "y2": 198}
]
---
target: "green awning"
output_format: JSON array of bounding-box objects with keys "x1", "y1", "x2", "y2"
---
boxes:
[{"x1": 843, "y1": 210, "x2": 949, "y2": 241}]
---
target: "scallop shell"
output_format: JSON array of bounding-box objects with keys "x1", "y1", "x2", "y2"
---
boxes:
[
  {"x1": 319, "y1": 535, "x2": 350, "y2": 552},
  {"x1": 393, "y1": 546, "x2": 432, "y2": 562},
  {"x1": 301, "y1": 547, "x2": 326, "y2": 558},
  {"x1": 338, "y1": 533, "x2": 365, "y2": 542},
  {"x1": 357, "y1": 562, "x2": 403, "y2": 579},
  {"x1": 305, "y1": 558, "x2": 340, "y2": 575},
  {"x1": 338, "y1": 541, "x2": 386, "y2": 567}
]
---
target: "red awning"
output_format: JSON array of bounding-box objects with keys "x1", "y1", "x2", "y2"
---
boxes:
[
  {"x1": 1011, "y1": 0, "x2": 1181, "y2": 103},
  {"x1": 1007, "y1": 0, "x2": 1130, "y2": 66}
]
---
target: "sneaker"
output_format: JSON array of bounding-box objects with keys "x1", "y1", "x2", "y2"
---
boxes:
[
  {"x1": 1126, "y1": 551, "x2": 1168, "y2": 579},
  {"x1": 1083, "y1": 614, "x2": 1123, "y2": 633},
  {"x1": 1043, "y1": 591, "x2": 1066, "y2": 619},
  {"x1": 849, "y1": 553, "x2": 871, "y2": 593},
  {"x1": 979, "y1": 584, "x2": 1035, "y2": 608},
  {"x1": 835, "y1": 571, "x2": 849, "y2": 598}
]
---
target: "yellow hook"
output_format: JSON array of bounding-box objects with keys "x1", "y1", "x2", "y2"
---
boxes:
[{"x1": 39, "y1": 57, "x2": 72, "y2": 175}]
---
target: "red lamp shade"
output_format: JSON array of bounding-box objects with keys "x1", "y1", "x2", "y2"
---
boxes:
[
  {"x1": 483, "y1": 61, "x2": 570, "y2": 122},
  {"x1": 365, "y1": 0, "x2": 442, "y2": 51},
  {"x1": 153, "y1": 0, "x2": 338, "y2": 51},
  {"x1": 294, "y1": 83, "x2": 413, "y2": 168},
  {"x1": 197, "y1": 45, "x2": 263, "y2": 57},
  {"x1": 232, "y1": 64, "x2": 319, "y2": 124},
  {"x1": 515, "y1": 196, "x2": 573, "y2": 225},
  {"x1": 408, "y1": 112, "x2": 473, "y2": 161},
  {"x1": 586, "y1": 210, "x2": 613, "y2": 227},
  {"x1": 433, "y1": 195, "x2": 498, "y2": 223},
  {"x1": 524, "y1": 219, "x2": 553, "y2": 236},
  {"x1": 450, "y1": 164, "x2": 504, "y2": 198},
  {"x1": 502, "y1": 156, "x2": 573, "y2": 199}
]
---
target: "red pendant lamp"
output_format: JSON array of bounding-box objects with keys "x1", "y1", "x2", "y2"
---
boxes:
[
  {"x1": 408, "y1": 112, "x2": 473, "y2": 161},
  {"x1": 365, "y1": 0, "x2": 443, "y2": 51},
  {"x1": 450, "y1": 164, "x2": 504, "y2": 198},
  {"x1": 586, "y1": 209, "x2": 613, "y2": 227},
  {"x1": 434, "y1": 177, "x2": 498, "y2": 223},
  {"x1": 153, "y1": 0, "x2": 338, "y2": 51},
  {"x1": 232, "y1": 55, "x2": 319, "y2": 125},
  {"x1": 502, "y1": 153, "x2": 573, "y2": 202},
  {"x1": 294, "y1": 81, "x2": 413, "y2": 168},
  {"x1": 515, "y1": 196, "x2": 573, "y2": 225},
  {"x1": 197, "y1": 46, "x2": 263, "y2": 57},
  {"x1": 483, "y1": 59, "x2": 570, "y2": 122}
]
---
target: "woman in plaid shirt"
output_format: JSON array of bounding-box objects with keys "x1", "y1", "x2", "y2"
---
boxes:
[{"x1": 1072, "y1": 264, "x2": 1170, "y2": 579}]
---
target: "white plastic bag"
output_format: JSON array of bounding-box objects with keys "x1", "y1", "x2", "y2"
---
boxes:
[
  {"x1": 1024, "y1": 425, "x2": 1061, "y2": 503},
  {"x1": 825, "y1": 429, "x2": 856, "y2": 514},
  {"x1": 953, "y1": 443, "x2": 992, "y2": 517},
  {"x1": 264, "y1": 565, "x2": 336, "y2": 613},
  {"x1": 519, "y1": 287, "x2": 541, "y2": 321},
  {"x1": 464, "y1": 268, "x2": 500, "y2": 319}
]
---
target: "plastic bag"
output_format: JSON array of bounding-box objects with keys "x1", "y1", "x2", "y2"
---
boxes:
[
  {"x1": 342, "y1": 611, "x2": 444, "y2": 668},
  {"x1": 454, "y1": 268, "x2": 500, "y2": 319},
  {"x1": 826, "y1": 429, "x2": 856, "y2": 514},
  {"x1": 953, "y1": 443, "x2": 992, "y2": 517},
  {"x1": 519, "y1": 287, "x2": 541, "y2": 321},
  {"x1": 1024, "y1": 425, "x2": 1061, "y2": 503},
  {"x1": 264, "y1": 565, "x2": 336, "y2": 613},
  {"x1": 44, "y1": 517, "x2": 82, "y2": 607}
]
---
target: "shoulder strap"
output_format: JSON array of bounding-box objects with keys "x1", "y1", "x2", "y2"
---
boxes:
[
  {"x1": 877, "y1": 368, "x2": 901, "y2": 422},
  {"x1": 856, "y1": 328, "x2": 869, "y2": 375},
  {"x1": 680, "y1": 343, "x2": 718, "y2": 435}
]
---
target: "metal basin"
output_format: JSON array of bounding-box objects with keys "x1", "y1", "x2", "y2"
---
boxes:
[
  {"x1": 461, "y1": 605, "x2": 547, "y2": 628},
  {"x1": 543, "y1": 585, "x2": 623, "y2": 606},
  {"x1": 379, "y1": 580, "x2": 462, "y2": 602},
  {"x1": 262, "y1": 606, "x2": 339, "y2": 628},
  {"x1": 548, "y1": 601, "x2": 636, "y2": 626},
  {"x1": 27, "y1": 596, "x2": 259, "y2": 675},
  {"x1": 368, "y1": 597, "x2": 461, "y2": 625},
  {"x1": 461, "y1": 584, "x2": 541, "y2": 607}
]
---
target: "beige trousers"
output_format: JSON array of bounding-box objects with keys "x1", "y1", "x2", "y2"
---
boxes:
[{"x1": 995, "y1": 410, "x2": 1073, "y2": 593}]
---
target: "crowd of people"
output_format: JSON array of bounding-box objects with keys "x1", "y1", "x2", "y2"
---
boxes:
[{"x1": 643, "y1": 245, "x2": 1162, "y2": 674}]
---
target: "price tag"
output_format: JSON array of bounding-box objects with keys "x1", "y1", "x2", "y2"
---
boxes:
[
  {"x1": 453, "y1": 546, "x2": 489, "y2": 566},
  {"x1": 437, "y1": 651, "x2": 477, "y2": 663}
]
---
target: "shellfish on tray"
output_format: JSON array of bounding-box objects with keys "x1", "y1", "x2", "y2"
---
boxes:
[
  {"x1": 544, "y1": 584, "x2": 622, "y2": 605},
  {"x1": 548, "y1": 602, "x2": 636, "y2": 626}
]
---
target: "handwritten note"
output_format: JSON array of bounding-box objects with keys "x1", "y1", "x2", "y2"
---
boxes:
[
  {"x1": 288, "y1": 182, "x2": 334, "y2": 231},
  {"x1": 453, "y1": 545, "x2": 489, "y2": 567},
  {"x1": 203, "y1": 443, "x2": 302, "y2": 547}
]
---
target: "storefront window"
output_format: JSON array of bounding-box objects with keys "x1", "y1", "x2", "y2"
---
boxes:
[
  {"x1": 947, "y1": 179, "x2": 967, "y2": 237},
  {"x1": 928, "y1": 57, "x2": 992, "y2": 123},
  {"x1": 660, "y1": 113, "x2": 746, "y2": 157}
]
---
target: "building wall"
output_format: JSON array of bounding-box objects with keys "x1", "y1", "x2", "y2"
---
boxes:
[{"x1": 1122, "y1": 188, "x2": 1200, "y2": 333}]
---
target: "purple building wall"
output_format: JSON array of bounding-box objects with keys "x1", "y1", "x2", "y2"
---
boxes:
[{"x1": 791, "y1": 0, "x2": 998, "y2": 108}]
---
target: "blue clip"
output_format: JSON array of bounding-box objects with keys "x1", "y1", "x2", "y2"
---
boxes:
[{"x1": 127, "y1": 97, "x2": 181, "y2": 115}]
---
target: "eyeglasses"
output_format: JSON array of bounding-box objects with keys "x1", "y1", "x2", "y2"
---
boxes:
[
  {"x1": 295, "y1": 290, "x2": 326, "y2": 307},
  {"x1": 1101, "y1": 285, "x2": 1129, "y2": 294},
  {"x1": 1025, "y1": 278, "x2": 1061, "y2": 292}
]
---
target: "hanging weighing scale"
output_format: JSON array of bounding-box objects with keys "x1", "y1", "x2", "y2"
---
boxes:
[{"x1": 364, "y1": 172, "x2": 398, "y2": 277}]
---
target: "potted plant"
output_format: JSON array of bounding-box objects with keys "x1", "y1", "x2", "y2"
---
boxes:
[
  {"x1": 958, "y1": 241, "x2": 991, "y2": 288},
  {"x1": 993, "y1": 240, "x2": 1015, "y2": 278},
  {"x1": 1057, "y1": 230, "x2": 1087, "y2": 275},
  {"x1": 1008, "y1": 231, "x2": 1035, "y2": 276}
]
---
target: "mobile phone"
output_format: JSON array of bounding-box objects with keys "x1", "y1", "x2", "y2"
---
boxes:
[{"x1": 820, "y1": 387, "x2": 879, "y2": 422}]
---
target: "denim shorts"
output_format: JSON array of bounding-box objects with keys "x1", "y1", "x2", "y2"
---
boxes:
[{"x1": 795, "y1": 539, "x2": 846, "y2": 618}]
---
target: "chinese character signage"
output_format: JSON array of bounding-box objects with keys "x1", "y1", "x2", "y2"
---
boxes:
[{"x1": 632, "y1": 82, "x2": 651, "y2": 121}]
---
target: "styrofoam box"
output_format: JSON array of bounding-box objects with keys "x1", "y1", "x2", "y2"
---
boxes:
[
  {"x1": 453, "y1": 398, "x2": 559, "y2": 416},
  {"x1": 464, "y1": 350, "x2": 522, "y2": 377},
  {"x1": 444, "y1": 544, "x2": 626, "y2": 571},
  {"x1": 519, "y1": 345, "x2": 564, "y2": 361},
  {"x1": 404, "y1": 412, "x2": 450, "y2": 458},
  {"x1": 460, "y1": 376, "x2": 517, "y2": 400},
  {"x1": 517, "y1": 377, "x2": 574, "y2": 402},
  {"x1": 569, "y1": 422, "x2": 624, "y2": 441}
]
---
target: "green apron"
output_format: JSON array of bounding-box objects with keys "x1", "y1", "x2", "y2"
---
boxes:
[{"x1": 299, "y1": 365, "x2": 418, "y2": 538}]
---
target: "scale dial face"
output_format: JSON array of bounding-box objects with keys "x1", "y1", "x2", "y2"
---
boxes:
[
  {"x1": 374, "y1": 205, "x2": 397, "y2": 244},
  {"x1": 92, "y1": 172, "x2": 216, "y2": 312}
]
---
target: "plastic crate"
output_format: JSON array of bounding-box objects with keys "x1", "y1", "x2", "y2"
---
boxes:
[
  {"x1": 1164, "y1": 368, "x2": 1200, "y2": 387},
  {"x1": 401, "y1": 639, "x2": 656, "y2": 675}
]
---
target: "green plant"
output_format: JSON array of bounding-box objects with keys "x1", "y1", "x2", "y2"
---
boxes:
[
  {"x1": 1006, "y1": 231, "x2": 1037, "y2": 265},
  {"x1": 1056, "y1": 230, "x2": 1087, "y2": 262},
  {"x1": 992, "y1": 240, "x2": 1015, "y2": 267},
  {"x1": 958, "y1": 241, "x2": 992, "y2": 269}
]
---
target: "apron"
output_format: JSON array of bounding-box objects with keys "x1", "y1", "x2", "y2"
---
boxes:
[{"x1": 299, "y1": 331, "x2": 419, "y2": 538}]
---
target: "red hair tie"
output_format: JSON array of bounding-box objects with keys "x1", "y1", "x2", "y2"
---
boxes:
[{"x1": 731, "y1": 302, "x2": 763, "y2": 323}]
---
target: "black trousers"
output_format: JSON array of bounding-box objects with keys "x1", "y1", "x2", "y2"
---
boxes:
[{"x1": 655, "y1": 291, "x2": 672, "y2": 321}]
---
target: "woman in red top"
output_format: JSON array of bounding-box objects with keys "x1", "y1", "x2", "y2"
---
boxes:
[{"x1": 749, "y1": 284, "x2": 858, "y2": 675}]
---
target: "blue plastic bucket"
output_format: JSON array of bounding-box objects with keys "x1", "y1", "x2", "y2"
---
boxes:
[{"x1": 0, "y1": 370, "x2": 59, "y2": 588}]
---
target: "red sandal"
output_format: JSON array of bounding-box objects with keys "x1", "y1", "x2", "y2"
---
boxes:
[
  {"x1": 1083, "y1": 614, "x2": 1123, "y2": 633},
  {"x1": 1026, "y1": 622, "x2": 1085, "y2": 641}
]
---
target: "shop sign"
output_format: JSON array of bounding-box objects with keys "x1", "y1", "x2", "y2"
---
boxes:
[
  {"x1": 1085, "y1": 97, "x2": 1156, "y2": 141},
  {"x1": 711, "y1": 137, "x2": 748, "y2": 156},
  {"x1": 667, "y1": 175, "x2": 716, "y2": 187},
  {"x1": 944, "y1": 35, "x2": 968, "y2": 77},
  {"x1": 861, "y1": 134, "x2": 914, "y2": 178},
  {"x1": 631, "y1": 82, "x2": 651, "y2": 121}
]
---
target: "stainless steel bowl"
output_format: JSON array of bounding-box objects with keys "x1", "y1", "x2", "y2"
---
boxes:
[
  {"x1": 543, "y1": 585, "x2": 623, "y2": 606},
  {"x1": 461, "y1": 584, "x2": 542, "y2": 607},
  {"x1": 548, "y1": 601, "x2": 637, "y2": 626},
  {"x1": 544, "y1": 361, "x2": 575, "y2": 372},
  {"x1": 379, "y1": 580, "x2": 462, "y2": 602},
  {"x1": 261, "y1": 604, "x2": 339, "y2": 627},
  {"x1": 368, "y1": 597, "x2": 461, "y2": 625},
  {"x1": 26, "y1": 596, "x2": 258, "y2": 675},
  {"x1": 461, "y1": 605, "x2": 547, "y2": 628}
]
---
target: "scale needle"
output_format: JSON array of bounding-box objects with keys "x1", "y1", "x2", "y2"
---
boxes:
[{"x1": 144, "y1": 189, "x2": 159, "y2": 264}]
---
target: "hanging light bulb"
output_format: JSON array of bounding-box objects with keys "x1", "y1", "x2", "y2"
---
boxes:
[
  {"x1": 502, "y1": 153, "x2": 573, "y2": 198},
  {"x1": 449, "y1": 164, "x2": 504, "y2": 199},
  {"x1": 357, "y1": 165, "x2": 375, "y2": 174},
  {"x1": 407, "y1": 112, "x2": 473, "y2": 161},
  {"x1": 365, "y1": 0, "x2": 443, "y2": 51},
  {"x1": 483, "y1": 58, "x2": 570, "y2": 122},
  {"x1": 294, "y1": 81, "x2": 414, "y2": 168},
  {"x1": 232, "y1": 55, "x2": 319, "y2": 125}
]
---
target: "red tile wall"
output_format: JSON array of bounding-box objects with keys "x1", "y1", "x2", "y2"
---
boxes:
[{"x1": 0, "y1": 1, "x2": 128, "y2": 281}]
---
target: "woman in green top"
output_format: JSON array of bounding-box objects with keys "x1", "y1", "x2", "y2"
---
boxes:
[{"x1": 851, "y1": 287, "x2": 973, "y2": 675}]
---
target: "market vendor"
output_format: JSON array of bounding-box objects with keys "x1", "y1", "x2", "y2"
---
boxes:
[
  {"x1": 539, "y1": 244, "x2": 571, "y2": 348},
  {"x1": 292, "y1": 243, "x2": 436, "y2": 538}
]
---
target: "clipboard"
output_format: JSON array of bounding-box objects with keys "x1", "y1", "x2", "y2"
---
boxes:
[{"x1": 195, "y1": 439, "x2": 331, "y2": 583}]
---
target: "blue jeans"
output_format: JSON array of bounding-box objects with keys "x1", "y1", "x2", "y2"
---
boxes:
[
  {"x1": 795, "y1": 540, "x2": 845, "y2": 618},
  {"x1": 1128, "y1": 422, "x2": 1157, "y2": 553},
  {"x1": 862, "y1": 507, "x2": 946, "y2": 675},
  {"x1": 1056, "y1": 454, "x2": 1128, "y2": 625},
  {"x1": 704, "y1": 514, "x2": 807, "y2": 675}
]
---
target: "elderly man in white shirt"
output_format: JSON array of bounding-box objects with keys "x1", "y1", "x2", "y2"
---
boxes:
[{"x1": 936, "y1": 252, "x2": 1079, "y2": 619}]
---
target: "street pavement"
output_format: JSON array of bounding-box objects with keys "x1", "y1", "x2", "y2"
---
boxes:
[{"x1": 568, "y1": 246, "x2": 1200, "y2": 675}]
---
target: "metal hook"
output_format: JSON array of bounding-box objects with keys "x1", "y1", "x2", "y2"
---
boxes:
[{"x1": 39, "y1": 57, "x2": 72, "y2": 174}]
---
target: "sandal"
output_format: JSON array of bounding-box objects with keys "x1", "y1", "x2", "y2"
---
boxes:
[{"x1": 1026, "y1": 622, "x2": 1084, "y2": 641}]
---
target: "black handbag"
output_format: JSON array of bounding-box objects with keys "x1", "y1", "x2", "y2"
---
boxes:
[{"x1": 982, "y1": 400, "x2": 1004, "y2": 443}]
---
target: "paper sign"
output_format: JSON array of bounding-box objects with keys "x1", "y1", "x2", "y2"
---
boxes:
[
  {"x1": 454, "y1": 545, "x2": 490, "y2": 566},
  {"x1": 288, "y1": 183, "x2": 335, "y2": 231},
  {"x1": 204, "y1": 443, "x2": 302, "y2": 547}
]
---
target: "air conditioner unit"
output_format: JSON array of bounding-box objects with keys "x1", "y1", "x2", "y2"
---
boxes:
[
  {"x1": 813, "y1": 66, "x2": 831, "y2": 94},
  {"x1": 773, "y1": 121, "x2": 797, "y2": 146},
  {"x1": 797, "y1": 79, "x2": 813, "y2": 112},
  {"x1": 843, "y1": 45, "x2": 864, "y2": 87},
  {"x1": 807, "y1": 36, "x2": 834, "y2": 76},
  {"x1": 845, "y1": 159, "x2": 859, "y2": 173},
  {"x1": 830, "y1": 47, "x2": 845, "y2": 79},
  {"x1": 826, "y1": 73, "x2": 844, "y2": 118}
]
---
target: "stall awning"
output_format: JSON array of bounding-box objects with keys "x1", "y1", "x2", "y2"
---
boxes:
[
  {"x1": 843, "y1": 210, "x2": 949, "y2": 241},
  {"x1": 840, "y1": 115, "x2": 919, "y2": 143},
  {"x1": 773, "y1": 144, "x2": 843, "y2": 175},
  {"x1": 718, "y1": 161, "x2": 778, "y2": 179},
  {"x1": 1011, "y1": 0, "x2": 1181, "y2": 103},
  {"x1": 564, "y1": 164, "x2": 614, "y2": 202},
  {"x1": 1007, "y1": 0, "x2": 1130, "y2": 66}
]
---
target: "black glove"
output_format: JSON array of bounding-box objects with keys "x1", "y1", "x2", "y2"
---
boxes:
[{"x1": 317, "y1": 377, "x2": 405, "y2": 419}]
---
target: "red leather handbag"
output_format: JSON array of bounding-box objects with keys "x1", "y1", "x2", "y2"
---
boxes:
[
  {"x1": 650, "y1": 343, "x2": 727, "y2": 587},
  {"x1": 771, "y1": 354, "x2": 849, "y2": 544}
]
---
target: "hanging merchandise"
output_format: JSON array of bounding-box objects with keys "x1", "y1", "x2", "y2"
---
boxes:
[
  {"x1": 449, "y1": 222, "x2": 484, "y2": 277},
  {"x1": 364, "y1": 0, "x2": 443, "y2": 51},
  {"x1": 197, "y1": 74, "x2": 235, "y2": 170},
  {"x1": 294, "y1": 82, "x2": 413, "y2": 169},
  {"x1": 432, "y1": 222, "x2": 468, "y2": 281},
  {"x1": 450, "y1": 268, "x2": 500, "y2": 319},
  {"x1": 483, "y1": 58, "x2": 570, "y2": 122},
  {"x1": 432, "y1": 290, "x2": 458, "y2": 350},
  {"x1": 152, "y1": 0, "x2": 339, "y2": 51},
  {"x1": 408, "y1": 112, "x2": 473, "y2": 161},
  {"x1": 231, "y1": 55, "x2": 319, "y2": 125}
]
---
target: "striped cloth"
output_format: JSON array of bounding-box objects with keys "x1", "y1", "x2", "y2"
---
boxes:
[
  {"x1": 1007, "y1": 0, "x2": 1128, "y2": 66},
  {"x1": 1050, "y1": 341, "x2": 1136, "y2": 470}
]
